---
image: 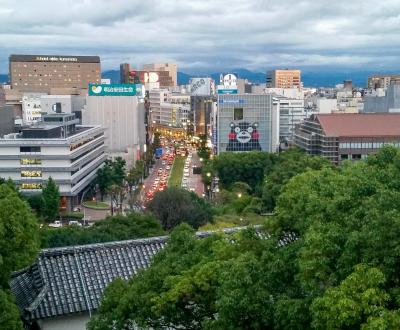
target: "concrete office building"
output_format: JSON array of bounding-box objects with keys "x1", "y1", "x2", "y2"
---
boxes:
[
  {"x1": 294, "y1": 113, "x2": 400, "y2": 165},
  {"x1": 363, "y1": 83, "x2": 400, "y2": 113},
  {"x1": 149, "y1": 89, "x2": 191, "y2": 137},
  {"x1": 120, "y1": 63, "x2": 174, "y2": 89},
  {"x1": 266, "y1": 69, "x2": 301, "y2": 89},
  {"x1": 82, "y1": 94, "x2": 146, "y2": 168},
  {"x1": 191, "y1": 96, "x2": 215, "y2": 136},
  {"x1": 0, "y1": 113, "x2": 105, "y2": 209},
  {"x1": 9, "y1": 54, "x2": 101, "y2": 93},
  {"x1": 142, "y1": 63, "x2": 177, "y2": 86},
  {"x1": 368, "y1": 74, "x2": 400, "y2": 90},
  {"x1": 273, "y1": 96, "x2": 306, "y2": 143},
  {"x1": 0, "y1": 105, "x2": 15, "y2": 136},
  {"x1": 216, "y1": 94, "x2": 278, "y2": 154},
  {"x1": 40, "y1": 94, "x2": 86, "y2": 122},
  {"x1": 237, "y1": 79, "x2": 252, "y2": 94}
]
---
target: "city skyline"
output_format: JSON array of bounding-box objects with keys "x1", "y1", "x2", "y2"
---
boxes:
[{"x1": 1, "y1": 0, "x2": 400, "y2": 74}]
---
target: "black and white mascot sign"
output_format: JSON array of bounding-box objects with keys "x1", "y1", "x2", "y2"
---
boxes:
[{"x1": 226, "y1": 122, "x2": 262, "y2": 151}]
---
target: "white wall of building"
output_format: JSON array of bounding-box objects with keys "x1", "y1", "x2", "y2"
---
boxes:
[
  {"x1": 39, "y1": 313, "x2": 90, "y2": 330},
  {"x1": 265, "y1": 88, "x2": 303, "y2": 99},
  {"x1": 82, "y1": 95, "x2": 146, "y2": 167},
  {"x1": 317, "y1": 98, "x2": 338, "y2": 114}
]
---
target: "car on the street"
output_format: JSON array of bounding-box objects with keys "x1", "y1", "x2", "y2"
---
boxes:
[
  {"x1": 49, "y1": 220, "x2": 62, "y2": 228},
  {"x1": 68, "y1": 220, "x2": 82, "y2": 227}
]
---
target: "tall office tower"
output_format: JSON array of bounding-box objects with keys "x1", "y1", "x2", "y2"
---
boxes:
[
  {"x1": 120, "y1": 63, "x2": 130, "y2": 84},
  {"x1": 266, "y1": 69, "x2": 301, "y2": 89},
  {"x1": 9, "y1": 54, "x2": 101, "y2": 93},
  {"x1": 142, "y1": 63, "x2": 177, "y2": 86}
]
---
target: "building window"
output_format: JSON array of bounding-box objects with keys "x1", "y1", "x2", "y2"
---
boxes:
[
  {"x1": 234, "y1": 107, "x2": 244, "y2": 120},
  {"x1": 352, "y1": 154, "x2": 362, "y2": 160},
  {"x1": 340, "y1": 154, "x2": 348, "y2": 160},
  {"x1": 21, "y1": 170, "x2": 42, "y2": 178},
  {"x1": 20, "y1": 146, "x2": 41, "y2": 153},
  {"x1": 20, "y1": 159, "x2": 41, "y2": 165},
  {"x1": 21, "y1": 183, "x2": 42, "y2": 190}
]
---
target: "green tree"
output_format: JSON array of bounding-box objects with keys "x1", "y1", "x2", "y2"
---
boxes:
[
  {"x1": 262, "y1": 147, "x2": 330, "y2": 212},
  {"x1": 0, "y1": 184, "x2": 39, "y2": 287},
  {"x1": 311, "y1": 264, "x2": 392, "y2": 330},
  {"x1": 88, "y1": 225, "x2": 300, "y2": 330},
  {"x1": 0, "y1": 289, "x2": 23, "y2": 330},
  {"x1": 41, "y1": 177, "x2": 60, "y2": 222},
  {"x1": 96, "y1": 162, "x2": 113, "y2": 201},
  {"x1": 111, "y1": 157, "x2": 126, "y2": 186},
  {"x1": 212, "y1": 151, "x2": 276, "y2": 190},
  {"x1": 89, "y1": 146, "x2": 400, "y2": 330},
  {"x1": 25, "y1": 193, "x2": 43, "y2": 216},
  {"x1": 147, "y1": 187, "x2": 213, "y2": 230},
  {"x1": 40, "y1": 213, "x2": 164, "y2": 248}
]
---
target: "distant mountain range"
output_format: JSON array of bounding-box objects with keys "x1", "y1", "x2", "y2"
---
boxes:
[
  {"x1": 0, "y1": 74, "x2": 8, "y2": 84},
  {"x1": 2, "y1": 69, "x2": 400, "y2": 88}
]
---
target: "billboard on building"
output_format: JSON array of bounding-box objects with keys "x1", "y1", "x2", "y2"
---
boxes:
[
  {"x1": 217, "y1": 88, "x2": 238, "y2": 95},
  {"x1": 217, "y1": 94, "x2": 273, "y2": 153},
  {"x1": 190, "y1": 78, "x2": 212, "y2": 96},
  {"x1": 88, "y1": 84, "x2": 143, "y2": 96},
  {"x1": 220, "y1": 73, "x2": 238, "y2": 89}
]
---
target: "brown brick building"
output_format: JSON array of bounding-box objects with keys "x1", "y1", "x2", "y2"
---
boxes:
[{"x1": 9, "y1": 54, "x2": 101, "y2": 93}]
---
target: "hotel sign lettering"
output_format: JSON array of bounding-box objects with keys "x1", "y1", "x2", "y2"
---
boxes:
[{"x1": 35, "y1": 56, "x2": 78, "y2": 62}]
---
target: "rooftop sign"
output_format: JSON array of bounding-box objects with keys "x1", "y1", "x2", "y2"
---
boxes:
[
  {"x1": 88, "y1": 84, "x2": 144, "y2": 96},
  {"x1": 10, "y1": 54, "x2": 100, "y2": 63}
]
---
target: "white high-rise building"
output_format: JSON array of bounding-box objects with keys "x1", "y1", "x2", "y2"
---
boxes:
[{"x1": 82, "y1": 95, "x2": 146, "y2": 167}]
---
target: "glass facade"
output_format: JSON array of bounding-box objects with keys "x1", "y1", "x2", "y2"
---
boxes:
[{"x1": 217, "y1": 94, "x2": 273, "y2": 153}]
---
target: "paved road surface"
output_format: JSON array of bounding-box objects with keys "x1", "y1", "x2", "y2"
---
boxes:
[{"x1": 186, "y1": 151, "x2": 204, "y2": 197}]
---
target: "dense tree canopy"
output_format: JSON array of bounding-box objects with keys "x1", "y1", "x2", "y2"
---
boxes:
[
  {"x1": 0, "y1": 184, "x2": 39, "y2": 287},
  {"x1": 40, "y1": 213, "x2": 164, "y2": 248},
  {"x1": 147, "y1": 187, "x2": 213, "y2": 230},
  {"x1": 0, "y1": 183, "x2": 39, "y2": 330},
  {"x1": 91, "y1": 146, "x2": 400, "y2": 329},
  {"x1": 0, "y1": 289, "x2": 23, "y2": 330},
  {"x1": 212, "y1": 151, "x2": 275, "y2": 190},
  {"x1": 262, "y1": 147, "x2": 330, "y2": 212}
]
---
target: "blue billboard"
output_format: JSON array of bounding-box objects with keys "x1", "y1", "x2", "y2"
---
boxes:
[{"x1": 217, "y1": 89, "x2": 238, "y2": 95}]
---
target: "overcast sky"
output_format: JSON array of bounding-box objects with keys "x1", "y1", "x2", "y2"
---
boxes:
[{"x1": 1, "y1": 0, "x2": 400, "y2": 74}]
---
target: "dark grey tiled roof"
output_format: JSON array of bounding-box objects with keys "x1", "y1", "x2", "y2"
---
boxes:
[
  {"x1": 10, "y1": 236, "x2": 168, "y2": 321},
  {"x1": 10, "y1": 226, "x2": 295, "y2": 321}
]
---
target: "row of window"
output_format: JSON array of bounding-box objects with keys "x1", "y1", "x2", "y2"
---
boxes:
[
  {"x1": 21, "y1": 159, "x2": 41, "y2": 165},
  {"x1": 21, "y1": 183, "x2": 42, "y2": 190},
  {"x1": 20, "y1": 146, "x2": 41, "y2": 153},
  {"x1": 339, "y1": 141, "x2": 400, "y2": 149},
  {"x1": 21, "y1": 171, "x2": 42, "y2": 178}
]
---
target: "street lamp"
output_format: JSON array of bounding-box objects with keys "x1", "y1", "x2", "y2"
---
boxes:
[
  {"x1": 237, "y1": 193, "x2": 242, "y2": 198},
  {"x1": 206, "y1": 172, "x2": 211, "y2": 177}
]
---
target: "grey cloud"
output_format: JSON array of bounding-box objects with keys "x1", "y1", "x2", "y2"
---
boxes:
[{"x1": 1, "y1": 0, "x2": 400, "y2": 73}]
